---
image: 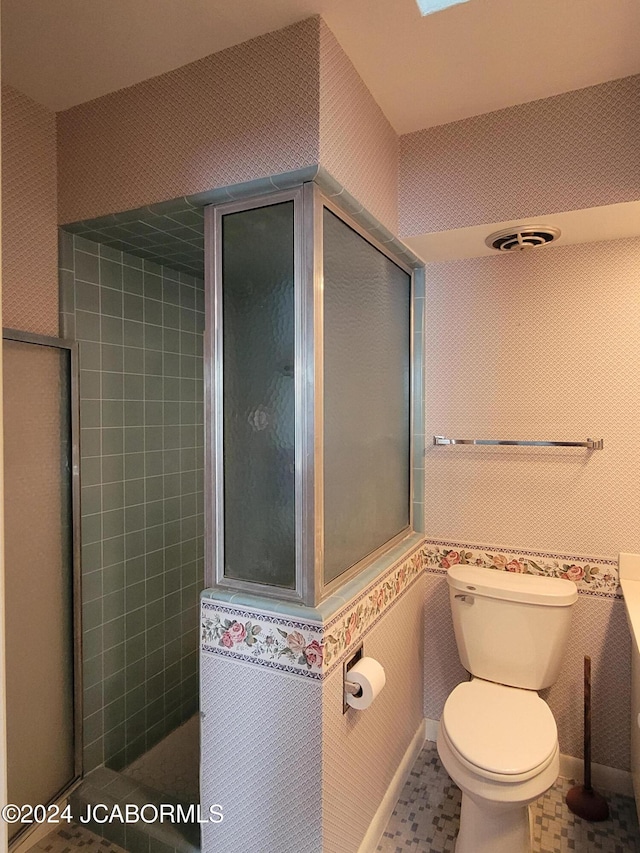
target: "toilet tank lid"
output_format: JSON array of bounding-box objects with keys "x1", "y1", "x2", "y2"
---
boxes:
[{"x1": 447, "y1": 564, "x2": 578, "y2": 606}]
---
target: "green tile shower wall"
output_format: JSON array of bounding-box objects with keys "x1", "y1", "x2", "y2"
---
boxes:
[{"x1": 59, "y1": 231, "x2": 204, "y2": 773}]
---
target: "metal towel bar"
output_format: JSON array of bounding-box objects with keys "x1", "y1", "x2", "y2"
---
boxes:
[{"x1": 433, "y1": 436, "x2": 604, "y2": 450}]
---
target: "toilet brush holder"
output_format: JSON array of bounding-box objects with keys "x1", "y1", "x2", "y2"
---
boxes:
[{"x1": 565, "y1": 655, "x2": 609, "y2": 821}]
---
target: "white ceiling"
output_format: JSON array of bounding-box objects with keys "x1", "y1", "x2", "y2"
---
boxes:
[
  {"x1": 406, "y1": 202, "x2": 640, "y2": 262},
  {"x1": 2, "y1": 0, "x2": 640, "y2": 133}
]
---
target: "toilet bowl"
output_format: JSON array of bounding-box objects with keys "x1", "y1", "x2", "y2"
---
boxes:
[
  {"x1": 437, "y1": 678, "x2": 560, "y2": 853},
  {"x1": 437, "y1": 565, "x2": 577, "y2": 853}
]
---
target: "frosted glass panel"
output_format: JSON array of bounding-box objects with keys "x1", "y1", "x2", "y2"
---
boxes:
[
  {"x1": 222, "y1": 201, "x2": 296, "y2": 588},
  {"x1": 323, "y1": 209, "x2": 411, "y2": 584},
  {"x1": 3, "y1": 339, "x2": 75, "y2": 837}
]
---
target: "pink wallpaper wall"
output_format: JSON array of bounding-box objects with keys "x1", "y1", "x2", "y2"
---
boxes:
[
  {"x1": 424, "y1": 236, "x2": 640, "y2": 558},
  {"x1": 422, "y1": 236, "x2": 640, "y2": 770},
  {"x1": 200, "y1": 654, "x2": 323, "y2": 853},
  {"x1": 399, "y1": 74, "x2": 640, "y2": 236},
  {"x1": 57, "y1": 17, "x2": 321, "y2": 224},
  {"x1": 2, "y1": 85, "x2": 59, "y2": 336},
  {"x1": 319, "y1": 20, "x2": 398, "y2": 233},
  {"x1": 57, "y1": 16, "x2": 400, "y2": 233},
  {"x1": 322, "y1": 579, "x2": 424, "y2": 851},
  {"x1": 201, "y1": 545, "x2": 426, "y2": 852}
]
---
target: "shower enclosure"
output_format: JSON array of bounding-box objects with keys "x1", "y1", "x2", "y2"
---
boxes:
[
  {"x1": 44, "y1": 173, "x2": 416, "y2": 852},
  {"x1": 59, "y1": 227, "x2": 205, "y2": 852},
  {"x1": 206, "y1": 183, "x2": 414, "y2": 606}
]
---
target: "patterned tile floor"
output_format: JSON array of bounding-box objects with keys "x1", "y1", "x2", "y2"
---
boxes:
[
  {"x1": 122, "y1": 714, "x2": 200, "y2": 803},
  {"x1": 27, "y1": 823, "x2": 126, "y2": 853},
  {"x1": 25, "y1": 739, "x2": 639, "y2": 853},
  {"x1": 377, "y1": 743, "x2": 640, "y2": 853}
]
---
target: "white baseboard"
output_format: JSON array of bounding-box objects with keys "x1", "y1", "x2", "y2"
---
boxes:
[
  {"x1": 424, "y1": 717, "x2": 633, "y2": 798},
  {"x1": 559, "y1": 753, "x2": 633, "y2": 797},
  {"x1": 358, "y1": 719, "x2": 426, "y2": 853}
]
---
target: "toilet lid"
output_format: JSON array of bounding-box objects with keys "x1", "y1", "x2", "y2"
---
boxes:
[{"x1": 442, "y1": 679, "x2": 557, "y2": 776}]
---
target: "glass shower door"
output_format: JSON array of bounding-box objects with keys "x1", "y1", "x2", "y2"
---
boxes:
[
  {"x1": 322, "y1": 208, "x2": 411, "y2": 584},
  {"x1": 206, "y1": 184, "x2": 416, "y2": 605},
  {"x1": 219, "y1": 200, "x2": 296, "y2": 590},
  {"x1": 3, "y1": 331, "x2": 81, "y2": 841}
]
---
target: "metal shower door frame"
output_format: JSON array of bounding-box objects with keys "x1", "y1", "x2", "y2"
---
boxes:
[
  {"x1": 204, "y1": 183, "x2": 416, "y2": 607},
  {"x1": 2, "y1": 328, "x2": 83, "y2": 837}
]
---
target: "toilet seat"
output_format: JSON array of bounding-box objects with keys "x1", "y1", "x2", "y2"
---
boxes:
[{"x1": 441, "y1": 679, "x2": 558, "y2": 778}]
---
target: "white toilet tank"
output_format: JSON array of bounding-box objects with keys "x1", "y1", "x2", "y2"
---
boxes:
[{"x1": 448, "y1": 564, "x2": 578, "y2": 690}]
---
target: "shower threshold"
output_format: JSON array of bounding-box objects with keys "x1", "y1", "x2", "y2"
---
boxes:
[{"x1": 71, "y1": 715, "x2": 200, "y2": 853}]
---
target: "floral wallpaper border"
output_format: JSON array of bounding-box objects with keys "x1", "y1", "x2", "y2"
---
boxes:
[
  {"x1": 201, "y1": 600, "x2": 325, "y2": 680},
  {"x1": 322, "y1": 543, "x2": 425, "y2": 675},
  {"x1": 201, "y1": 542, "x2": 426, "y2": 679},
  {"x1": 422, "y1": 538, "x2": 620, "y2": 598},
  {"x1": 200, "y1": 537, "x2": 620, "y2": 679}
]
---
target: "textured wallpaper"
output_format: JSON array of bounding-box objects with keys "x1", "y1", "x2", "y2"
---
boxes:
[
  {"x1": 57, "y1": 18, "x2": 321, "y2": 224},
  {"x1": 423, "y1": 236, "x2": 640, "y2": 559},
  {"x1": 399, "y1": 74, "x2": 640, "y2": 235},
  {"x1": 57, "y1": 15, "x2": 401, "y2": 234},
  {"x1": 322, "y1": 580, "x2": 424, "y2": 851},
  {"x1": 319, "y1": 20, "x2": 398, "y2": 233},
  {"x1": 200, "y1": 554, "x2": 425, "y2": 852},
  {"x1": 2, "y1": 85, "x2": 59, "y2": 336},
  {"x1": 201, "y1": 654, "x2": 323, "y2": 853},
  {"x1": 421, "y1": 236, "x2": 640, "y2": 772}
]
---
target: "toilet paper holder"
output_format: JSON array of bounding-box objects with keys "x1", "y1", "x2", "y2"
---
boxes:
[{"x1": 343, "y1": 642, "x2": 364, "y2": 713}]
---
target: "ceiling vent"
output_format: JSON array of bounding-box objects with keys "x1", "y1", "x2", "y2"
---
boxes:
[{"x1": 485, "y1": 225, "x2": 561, "y2": 252}]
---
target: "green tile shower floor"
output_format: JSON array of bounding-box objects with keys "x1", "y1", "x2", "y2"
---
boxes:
[
  {"x1": 60, "y1": 716, "x2": 199, "y2": 853},
  {"x1": 122, "y1": 714, "x2": 199, "y2": 802}
]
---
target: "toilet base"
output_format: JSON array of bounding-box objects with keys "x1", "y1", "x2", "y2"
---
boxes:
[{"x1": 455, "y1": 793, "x2": 532, "y2": 853}]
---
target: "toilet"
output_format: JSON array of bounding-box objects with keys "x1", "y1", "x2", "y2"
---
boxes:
[{"x1": 437, "y1": 564, "x2": 578, "y2": 853}]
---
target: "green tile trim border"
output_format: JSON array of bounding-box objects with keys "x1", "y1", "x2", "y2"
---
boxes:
[
  {"x1": 201, "y1": 535, "x2": 427, "y2": 680},
  {"x1": 313, "y1": 167, "x2": 424, "y2": 269},
  {"x1": 200, "y1": 535, "x2": 619, "y2": 682},
  {"x1": 201, "y1": 531, "x2": 424, "y2": 622},
  {"x1": 59, "y1": 165, "x2": 425, "y2": 280}
]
